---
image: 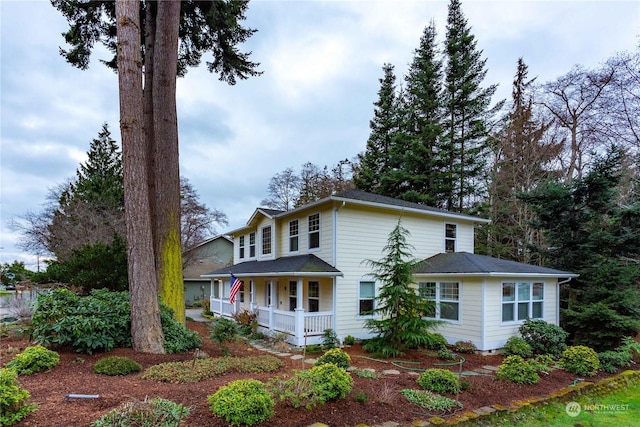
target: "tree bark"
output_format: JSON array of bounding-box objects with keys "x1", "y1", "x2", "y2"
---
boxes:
[
  {"x1": 115, "y1": 0, "x2": 165, "y2": 353},
  {"x1": 152, "y1": 0, "x2": 185, "y2": 323}
]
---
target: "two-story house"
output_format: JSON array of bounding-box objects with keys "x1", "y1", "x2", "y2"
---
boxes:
[{"x1": 202, "y1": 189, "x2": 576, "y2": 351}]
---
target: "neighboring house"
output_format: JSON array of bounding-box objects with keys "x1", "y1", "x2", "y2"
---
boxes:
[
  {"x1": 202, "y1": 189, "x2": 576, "y2": 351},
  {"x1": 183, "y1": 235, "x2": 233, "y2": 306}
]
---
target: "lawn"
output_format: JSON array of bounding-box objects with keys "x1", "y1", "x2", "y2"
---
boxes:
[{"x1": 466, "y1": 380, "x2": 640, "y2": 426}]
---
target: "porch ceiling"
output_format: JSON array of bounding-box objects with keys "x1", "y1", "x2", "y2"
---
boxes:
[{"x1": 201, "y1": 254, "x2": 343, "y2": 278}]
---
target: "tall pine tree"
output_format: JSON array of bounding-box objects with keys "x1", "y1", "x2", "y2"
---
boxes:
[
  {"x1": 443, "y1": 0, "x2": 501, "y2": 212},
  {"x1": 401, "y1": 21, "x2": 445, "y2": 206},
  {"x1": 355, "y1": 64, "x2": 400, "y2": 194}
]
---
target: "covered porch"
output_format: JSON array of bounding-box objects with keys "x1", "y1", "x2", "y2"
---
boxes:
[{"x1": 202, "y1": 254, "x2": 342, "y2": 346}]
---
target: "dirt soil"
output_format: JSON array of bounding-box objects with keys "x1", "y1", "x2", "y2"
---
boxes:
[{"x1": 1, "y1": 320, "x2": 630, "y2": 427}]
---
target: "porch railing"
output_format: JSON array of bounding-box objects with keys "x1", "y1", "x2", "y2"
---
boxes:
[{"x1": 209, "y1": 297, "x2": 333, "y2": 346}]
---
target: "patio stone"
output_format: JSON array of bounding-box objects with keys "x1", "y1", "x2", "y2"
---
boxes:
[
  {"x1": 482, "y1": 365, "x2": 499, "y2": 371},
  {"x1": 290, "y1": 354, "x2": 305, "y2": 360},
  {"x1": 382, "y1": 369, "x2": 400, "y2": 375}
]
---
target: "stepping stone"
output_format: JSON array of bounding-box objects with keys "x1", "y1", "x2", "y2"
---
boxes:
[
  {"x1": 474, "y1": 406, "x2": 497, "y2": 416},
  {"x1": 304, "y1": 358, "x2": 318, "y2": 364},
  {"x1": 290, "y1": 355, "x2": 304, "y2": 360},
  {"x1": 460, "y1": 371, "x2": 482, "y2": 376},
  {"x1": 382, "y1": 369, "x2": 400, "y2": 375},
  {"x1": 482, "y1": 365, "x2": 499, "y2": 371},
  {"x1": 275, "y1": 353, "x2": 291, "y2": 357},
  {"x1": 474, "y1": 368, "x2": 495, "y2": 374}
]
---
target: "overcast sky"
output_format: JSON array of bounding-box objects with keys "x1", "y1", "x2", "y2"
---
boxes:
[{"x1": 1, "y1": 0, "x2": 639, "y2": 270}]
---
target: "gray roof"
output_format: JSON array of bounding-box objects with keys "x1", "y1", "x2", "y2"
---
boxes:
[
  {"x1": 331, "y1": 189, "x2": 488, "y2": 222},
  {"x1": 202, "y1": 254, "x2": 342, "y2": 278},
  {"x1": 414, "y1": 252, "x2": 577, "y2": 277}
]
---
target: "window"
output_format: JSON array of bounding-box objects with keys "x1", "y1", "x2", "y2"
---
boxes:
[
  {"x1": 261, "y1": 226, "x2": 272, "y2": 255},
  {"x1": 239, "y1": 282, "x2": 245, "y2": 303},
  {"x1": 239, "y1": 236, "x2": 245, "y2": 259},
  {"x1": 502, "y1": 282, "x2": 544, "y2": 322},
  {"x1": 359, "y1": 281, "x2": 375, "y2": 316},
  {"x1": 445, "y1": 223, "x2": 457, "y2": 253},
  {"x1": 419, "y1": 281, "x2": 460, "y2": 321},
  {"x1": 212, "y1": 280, "x2": 220, "y2": 299},
  {"x1": 289, "y1": 280, "x2": 297, "y2": 311},
  {"x1": 289, "y1": 220, "x2": 299, "y2": 252},
  {"x1": 249, "y1": 232, "x2": 256, "y2": 257},
  {"x1": 308, "y1": 213, "x2": 320, "y2": 249},
  {"x1": 308, "y1": 281, "x2": 319, "y2": 312}
]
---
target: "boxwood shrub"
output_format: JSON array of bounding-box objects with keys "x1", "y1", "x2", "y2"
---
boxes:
[
  {"x1": 417, "y1": 368, "x2": 460, "y2": 394},
  {"x1": 6, "y1": 345, "x2": 59, "y2": 375},
  {"x1": 0, "y1": 368, "x2": 37, "y2": 426},
  {"x1": 560, "y1": 345, "x2": 600, "y2": 376},
  {"x1": 496, "y1": 355, "x2": 539, "y2": 384},
  {"x1": 208, "y1": 379, "x2": 274, "y2": 426},
  {"x1": 93, "y1": 356, "x2": 142, "y2": 376},
  {"x1": 316, "y1": 348, "x2": 351, "y2": 369}
]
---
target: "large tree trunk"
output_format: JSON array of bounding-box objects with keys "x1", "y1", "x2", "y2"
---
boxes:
[
  {"x1": 152, "y1": 0, "x2": 185, "y2": 323},
  {"x1": 116, "y1": 0, "x2": 165, "y2": 353}
]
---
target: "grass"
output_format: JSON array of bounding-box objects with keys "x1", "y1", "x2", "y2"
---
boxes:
[{"x1": 466, "y1": 381, "x2": 640, "y2": 426}]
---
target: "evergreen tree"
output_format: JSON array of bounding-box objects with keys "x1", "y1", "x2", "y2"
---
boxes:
[
  {"x1": 355, "y1": 64, "x2": 400, "y2": 193},
  {"x1": 443, "y1": 0, "x2": 501, "y2": 212},
  {"x1": 523, "y1": 147, "x2": 640, "y2": 350},
  {"x1": 401, "y1": 21, "x2": 445, "y2": 206},
  {"x1": 482, "y1": 59, "x2": 560, "y2": 263},
  {"x1": 362, "y1": 220, "x2": 442, "y2": 357}
]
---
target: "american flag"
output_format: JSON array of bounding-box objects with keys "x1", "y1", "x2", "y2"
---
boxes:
[{"x1": 229, "y1": 274, "x2": 242, "y2": 304}]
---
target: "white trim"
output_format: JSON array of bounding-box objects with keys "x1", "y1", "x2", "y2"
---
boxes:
[{"x1": 357, "y1": 279, "x2": 376, "y2": 318}]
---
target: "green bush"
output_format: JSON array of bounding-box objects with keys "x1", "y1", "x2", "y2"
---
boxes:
[
  {"x1": 438, "y1": 347, "x2": 455, "y2": 361},
  {"x1": 304, "y1": 344, "x2": 324, "y2": 354},
  {"x1": 598, "y1": 350, "x2": 631, "y2": 373},
  {"x1": 416, "y1": 369, "x2": 460, "y2": 394},
  {"x1": 321, "y1": 328, "x2": 340, "y2": 349},
  {"x1": 210, "y1": 317, "x2": 238, "y2": 356},
  {"x1": 453, "y1": 340, "x2": 477, "y2": 354},
  {"x1": 297, "y1": 363, "x2": 353, "y2": 405},
  {"x1": 560, "y1": 345, "x2": 600, "y2": 376},
  {"x1": 496, "y1": 355, "x2": 539, "y2": 384},
  {"x1": 6, "y1": 345, "x2": 59, "y2": 375},
  {"x1": 518, "y1": 319, "x2": 568, "y2": 357},
  {"x1": 208, "y1": 379, "x2": 274, "y2": 426},
  {"x1": 160, "y1": 305, "x2": 202, "y2": 353},
  {"x1": 502, "y1": 336, "x2": 533, "y2": 358},
  {"x1": 0, "y1": 368, "x2": 37, "y2": 426},
  {"x1": 231, "y1": 309, "x2": 257, "y2": 336},
  {"x1": 423, "y1": 333, "x2": 448, "y2": 350},
  {"x1": 90, "y1": 397, "x2": 189, "y2": 427},
  {"x1": 316, "y1": 348, "x2": 351, "y2": 369},
  {"x1": 343, "y1": 335, "x2": 356, "y2": 346},
  {"x1": 93, "y1": 356, "x2": 141, "y2": 376}
]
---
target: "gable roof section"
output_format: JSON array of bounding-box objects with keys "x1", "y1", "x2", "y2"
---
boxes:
[
  {"x1": 202, "y1": 254, "x2": 343, "y2": 278},
  {"x1": 183, "y1": 234, "x2": 232, "y2": 254},
  {"x1": 331, "y1": 190, "x2": 489, "y2": 223},
  {"x1": 415, "y1": 252, "x2": 577, "y2": 278}
]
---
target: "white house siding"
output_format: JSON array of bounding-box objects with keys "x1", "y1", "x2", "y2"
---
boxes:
[
  {"x1": 331, "y1": 206, "x2": 478, "y2": 340},
  {"x1": 427, "y1": 277, "x2": 484, "y2": 349},
  {"x1": 482, "y1": 278, "x2": 559, "y2": 351},
  {"x1": 272, "y1": 208, "x2": 334, "y2": 263}
]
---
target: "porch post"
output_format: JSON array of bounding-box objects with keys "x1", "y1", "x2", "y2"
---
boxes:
[
  {"x1": 268, "y1": 280, "x2": 274, "y2": 329},
  {"x1": 249, "y1": 280, "x2": 256, "y2": 311},
  {"x1": 295, "y1": 278, "x2": 305, "y2": 345},
  {"x1": 218, "y1": 279, "x2": 224, "y2": 314}
]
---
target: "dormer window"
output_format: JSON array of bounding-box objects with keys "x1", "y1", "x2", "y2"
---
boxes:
[
  {"x1": 308, "y1": 213, "x2": 320, "y2": 249},
  {"x1": 445, "y1": 223, "x2": 457, "y2": 253}
]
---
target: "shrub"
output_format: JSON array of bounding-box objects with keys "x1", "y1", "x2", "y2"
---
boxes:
[
  {"x1": 502, "y1": 336, "x2": 533, "y2": 358},
  {"x1": 598, "y1": 350, "x2": 631, "y2": 373},
  {"x1": 560, "y1": 345, "x2": 600, "y2": 376},
  {"x1": 518, "y1": 319, "x2": 568, "y2": 357},
  {"x1": 160, "y1": 305, "x2": 202, "y2": 354},
  {"x1": 438, "y1": 347, "x2": 455, "y2": 361},
  {"x1": 417, "y1": 369, "x2": 460, "y2": 394},
  {"x1": 453, "y1": 340, "x2": 477, "y2": 354},
  {"x1": 6, "y1": 345, "x2": 59, "y2": 375},
  {"x1": 343, "y1": 335, "x2": 356, "y2": 346},
  {"x1": 529, "y1": 354, "x2": 556, "y2": 374},
  {"x1": 316, "y1": 348, "x2": 351, "y2": 369},
  {"x1": 353, "y1": 389, "x2": 369, "y2": 404},
  {"x1": 297, "y1": 363, "x2": 353, "y2": 405},
  {"x1": 208, "y1": 379, "x2": 274, "y2": 426},
  {"x1": 423, "y1": 333, "x2": 448, "y2": 350},
  {"x1": 304, "y1": 344, "x2": 323, "y2": 354},
  {"x1": 90, "y1": 397, "x2": 189, "y2": 427},
  {"x1": 31, "y1": 288, "x2": 199, "y2": 354},
  {"x1": 0, "y1": 368, "x2": 37, "y2": 426},
  {"x1": 401, "y1": 389, "x2": 462, "y2": 412},
  {"x1": 321, "y1": 328, "x2": 340, "y2": 349},
  {"x1": 496, "y1": 355, "x2": 539, "y2": 384},
  {"x1": 93, "y1": 356, "x2": 141, "y2": 376},
  {"x1": 231, "y1": 309, "x2": 257, "y2": 336},
  {"x1": 209, "y1": 317, "x2": 238, "y2": 356}
]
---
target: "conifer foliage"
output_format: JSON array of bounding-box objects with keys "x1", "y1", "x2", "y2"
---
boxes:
[{"x1": 362, "y1": 220, "x2": 442, "y2": 357}]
